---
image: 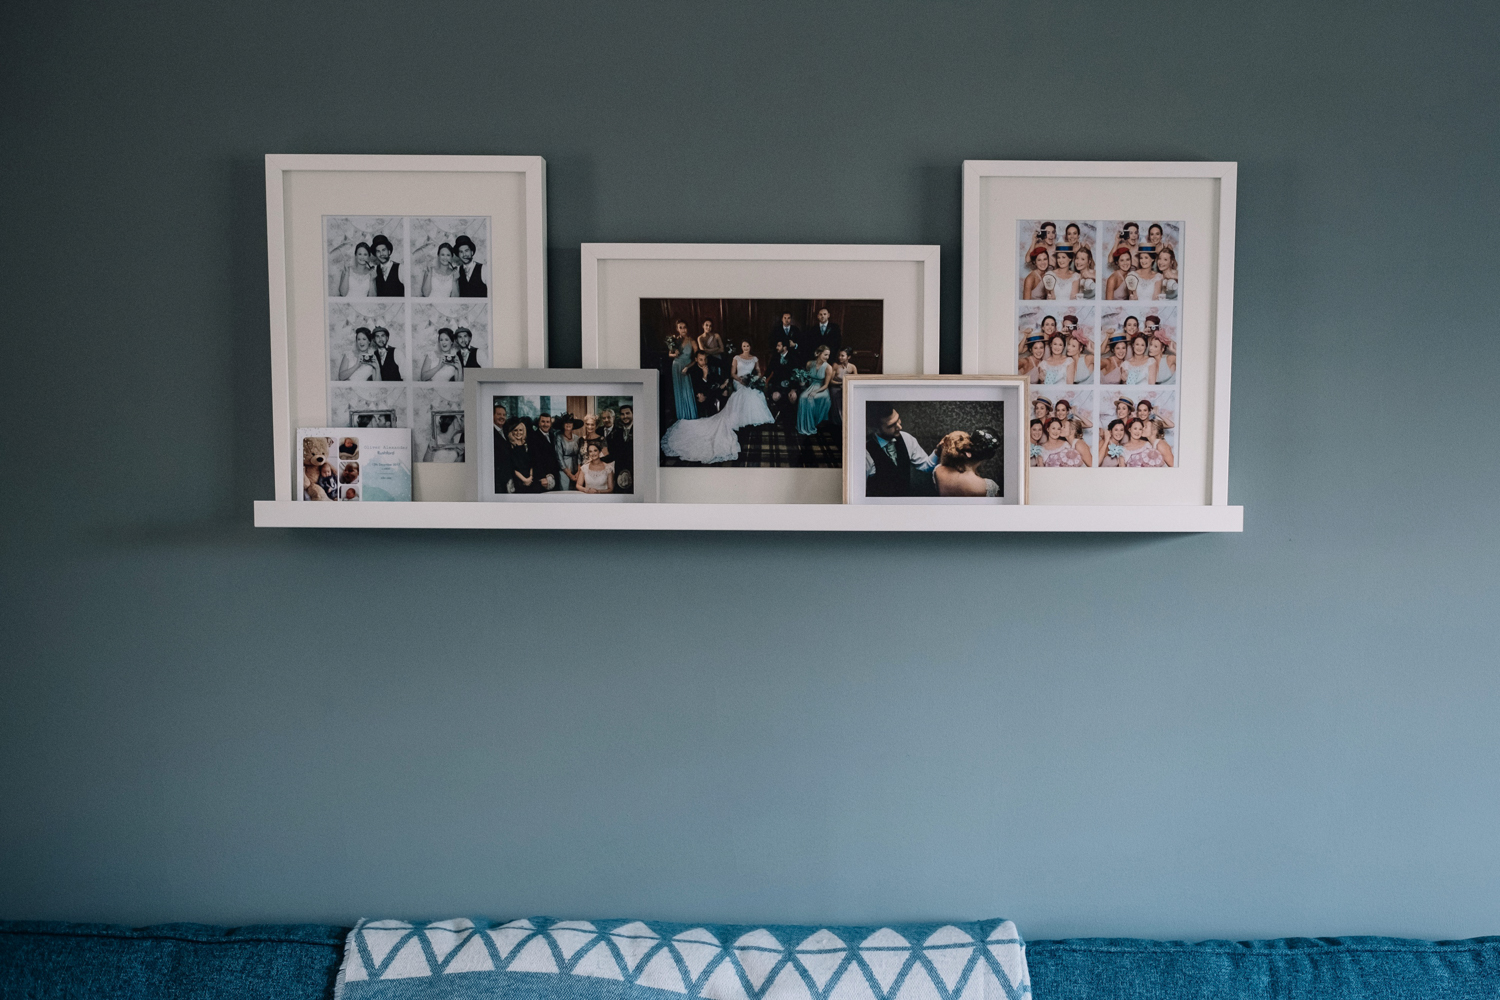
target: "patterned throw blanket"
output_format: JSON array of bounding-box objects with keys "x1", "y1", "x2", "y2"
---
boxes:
[{"x1": 336, "y1": 917, "x2": 1028, "y2": 1000}]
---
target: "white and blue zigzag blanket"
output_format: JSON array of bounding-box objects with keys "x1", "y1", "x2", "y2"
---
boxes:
[{"x1": 336, "y1": 917, "x2": 1028, "y2": 1000}]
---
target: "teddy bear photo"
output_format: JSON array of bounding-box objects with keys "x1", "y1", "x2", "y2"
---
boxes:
[{"x1": 302, "y1": 437, "x2": 338, "y2": 501}]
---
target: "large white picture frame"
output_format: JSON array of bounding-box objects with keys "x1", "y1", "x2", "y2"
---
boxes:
[
  {"x1": 962, "y1": 160, "x2": 1236, "y2": 507},
  {"x1": 581, "y1": 243, "x2": 941, "y2": 504},
  {"x1": 265, "y1": 154, "x2": 548, "y2": 503}
]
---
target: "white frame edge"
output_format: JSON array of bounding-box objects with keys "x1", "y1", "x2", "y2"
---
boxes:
[
  {"x1": 263, "y1": 153, "x2": 548, "y2": 503},
  {"x1": 580, "y1": 242, "x2": 942, "y2": 374},
  {"x1": 960, "y1": 159, "x2": 1237, "y2": 506}
]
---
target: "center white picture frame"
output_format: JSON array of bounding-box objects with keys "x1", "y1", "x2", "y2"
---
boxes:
[{"x1": 581, "y1": 243, "x2": 941, "y2": 504}]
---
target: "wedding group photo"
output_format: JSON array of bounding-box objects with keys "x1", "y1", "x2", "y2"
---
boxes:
[
  {"x1": 861, "y1": 398, "x2": 1008, "y2": 499},
  {"x1": 324, "y1": 214, "x2": 495, "y2": 460},
  {"x1": 1017, "y1": 220, "x2": 1099, "y2": 300},
  {"x1": 490, "y1": 394, "x2": 637, "y2": 495},
  {"x1": 639, "y1": 298, "x2": 884, "y2": 469},
  {"x1": 1017, "y1": 306, "x2": 1097, "y2": 385}
]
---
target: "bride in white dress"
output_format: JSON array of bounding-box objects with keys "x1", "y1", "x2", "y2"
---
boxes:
[
  {"x1": 420, "y1": 242, "x2": 459, "y2": 298},
  {"x1": 660, "y1": 341, "x2": 775, "y2": 464},
  {"x1": 338, "y1": 242, "x2": 376, "y2": 297}
]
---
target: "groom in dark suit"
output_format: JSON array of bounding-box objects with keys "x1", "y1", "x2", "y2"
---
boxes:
[
  {"x1": 605, "y1": 404, "x2": 635, "y2": 491},
  {"x1": 774, "y1": 311, "x2": 803, "y2": 364},
  {"x1": 456, "y1": 327, "x2": 482, "y2": 369},
  {"x1": 371, "y1": 235, "x2": 404, "y2": 296},
  {"x1": 372, "y1": 326, "x2": 402, "y2": 381},
  {"x1": 810, "y1": 306, "x2": 841, "y2": 360},
  {"x1": 454, "y1": 236, "x2": 487, "y2": 297}
]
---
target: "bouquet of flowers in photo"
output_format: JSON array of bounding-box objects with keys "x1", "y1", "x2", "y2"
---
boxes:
[
  {"x1": 743, "y1": 372, "x2": 767, "y2": 392},
  {"x1": 790, "y1": 367, "x2": 818, "y2": 390},
  {"x1": 665, "y1": 333, "x2": 682, "y2": 354}
]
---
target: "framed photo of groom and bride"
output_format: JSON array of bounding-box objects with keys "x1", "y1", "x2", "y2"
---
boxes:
[
  {"x1": 265, "y1": 154, "x2": 548, "y2": 503},
  {"x1": 581, "y1": 243, "x2": 942, "y2": 504}
]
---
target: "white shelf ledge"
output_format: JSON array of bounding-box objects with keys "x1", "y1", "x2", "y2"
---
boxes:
[{"x1": 254, "y1": 501, "x2": 1243, "y2": 533}]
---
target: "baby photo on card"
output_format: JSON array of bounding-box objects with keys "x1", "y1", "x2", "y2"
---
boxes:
[{"x1": 297, "y1": 427, "x2": 411, "y2": 501}]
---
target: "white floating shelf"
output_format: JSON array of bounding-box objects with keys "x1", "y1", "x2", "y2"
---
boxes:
[{"x1": 254, "y1": 501, "x2": 1242, "y2": 533}]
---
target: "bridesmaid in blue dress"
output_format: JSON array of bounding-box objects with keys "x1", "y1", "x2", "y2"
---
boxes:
[
  {"x1": 669, "y1": 323, "x2": 698, "y2": 423},
  {"x1": 796, "y1": 346, "x2": 834, "y2": 436}
]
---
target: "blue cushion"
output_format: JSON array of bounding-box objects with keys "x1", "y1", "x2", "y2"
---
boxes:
[
  {"x1": 1025, "y1": 936, "x2": 1500, "y2": 999},
  {"x1": 0, "y1": 921, "x2": 346, "y2": 999},
  {"x1": 4, "y1": 923, "x2": 1499, "y2": 999}
]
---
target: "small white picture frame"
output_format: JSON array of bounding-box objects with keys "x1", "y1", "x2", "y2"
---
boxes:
[
  {"x1": 464, "y1": 368, "x2": 660, "y2": 503},
  {"x1": 265, "y1": 154, "x2": 548, "y2": 503},
  {"x1": 962, "y1": 160, "x2": 1236, "y2": 507},
  {"x1": 843, "y1": 375, "x2": 1028, "y2": 505},
  {"x1": 581, "y1": 243, "x2": 941, "y2": 504}
]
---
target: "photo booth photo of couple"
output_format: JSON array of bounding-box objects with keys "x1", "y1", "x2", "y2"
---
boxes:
[
  {"x1": 865, "y1": 399, "x2": 1006, "y2": 498},
  {"x1": 640, "y1": 298, "x2": 884, "y2": 469},
  {"x1": 327, "y1": 215, "x2": 491, "y2": 299}
]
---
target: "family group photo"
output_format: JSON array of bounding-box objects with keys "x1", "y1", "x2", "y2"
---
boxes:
[
  {"x1": 862, "y1": 398, "x2": 1007, "y2": 498},
  {"x1": 491, "y1": 394, "x2": 637, "y2": 495},
  {"x1": 639, "y1": 298, "x2": 884, "y2": 469},
  {"x1": 1099, "y1": 306, "x2": 1178, "y2": 386},
  {"x1": 1017, "y1": 306, "x2": 1097, "y2": 385}
]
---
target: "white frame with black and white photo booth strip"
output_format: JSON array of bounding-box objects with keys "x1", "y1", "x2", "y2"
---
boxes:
[
  {"x1": 464, "y1": 369, "x2": 660, "y2": 504},
  {"x1": 842, "y1": 376, "x2": 1027, "y2": 506},
  {"x1": 962, "y1": 161, "x2": 1238, "y2": 519},
  {"x1": 265, "y1": 154, "x2": 548, "y2": 505},
  {"x1": 581, "y1": 243, "x2": 941, "y2": 505}
]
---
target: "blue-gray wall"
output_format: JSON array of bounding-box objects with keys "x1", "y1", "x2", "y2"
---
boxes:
[{"x1": 2, "y1": 1, "x2": 1497, "y2": 940}]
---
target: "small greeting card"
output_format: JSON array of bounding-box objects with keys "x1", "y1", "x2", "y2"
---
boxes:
[{"x1": 298, "y1": 427, "x2": 411, "y2": 501}]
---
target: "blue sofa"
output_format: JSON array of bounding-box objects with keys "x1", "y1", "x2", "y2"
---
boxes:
[{"x1": 1, "y1": 921, "x2": 1496, "y2": 998}]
